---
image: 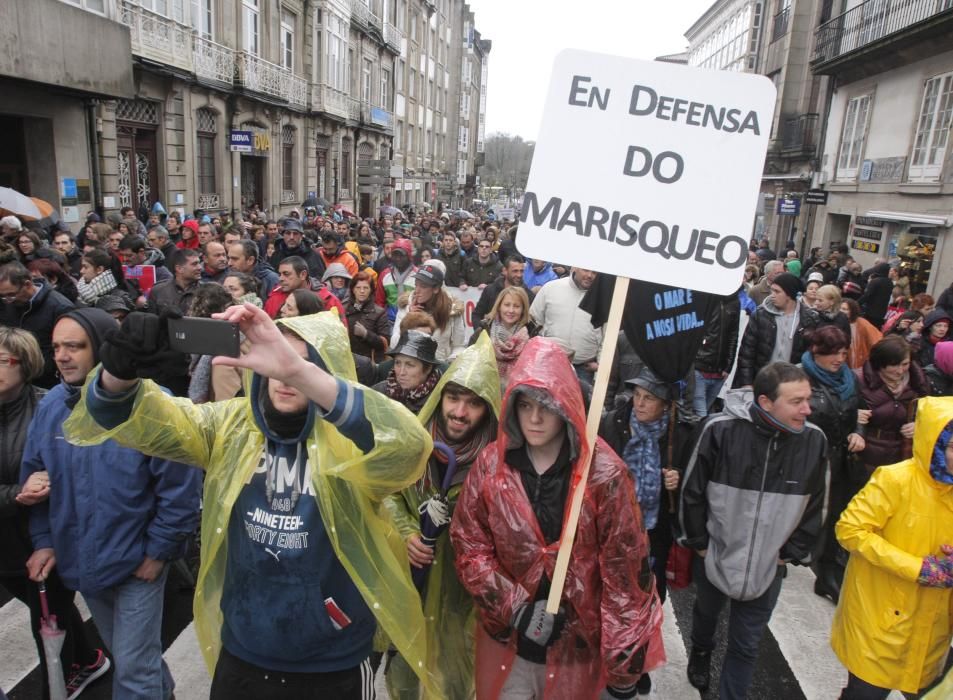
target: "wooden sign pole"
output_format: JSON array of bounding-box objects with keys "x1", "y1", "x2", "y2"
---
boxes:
[{"x1": 546, "y1": 275, "x2": 630, "y2": 614}]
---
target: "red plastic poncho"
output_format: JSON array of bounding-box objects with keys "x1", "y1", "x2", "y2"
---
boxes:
[{"x1": 450, "y1": 337, "x2": 665, "y2": 699}]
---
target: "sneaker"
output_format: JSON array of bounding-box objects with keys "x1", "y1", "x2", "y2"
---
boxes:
[
  {"x1": 66, "y1": 649, "x2": 111, "y2": 700},
  {"x1": 636, "y1": 673, "x2": 652, "y2": 696},
  {"x1": 686, "y1": 646, "x2": 711, "y2": 691}
]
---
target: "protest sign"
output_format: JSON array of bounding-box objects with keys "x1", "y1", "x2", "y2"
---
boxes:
[
  {"x1": 518, "y1": 51, "x2": 776, "y2": 614},
  {"x1": 446, "y1": 286, "x2": 484, "y2": 343},
  {"x1": 518, "y1": 50, "x2": 775, "y2": 296},
  {"x1": 123, "y1": 264, "x2": 157, "y2": 295}
]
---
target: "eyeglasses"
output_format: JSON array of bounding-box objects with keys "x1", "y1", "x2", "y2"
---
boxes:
[
  {"x1": 0, "y1": 355, "x2": 20, "y2": 367},
  {"x1": 0, "y1": 285, "x2": 24, "y2": 303}
]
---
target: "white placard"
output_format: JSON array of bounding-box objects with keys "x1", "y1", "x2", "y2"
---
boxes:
[
  {"x1": 517, "y1": 50, "x2": 776, "y2": 296},
  {"x1": 61, "y1": 206, "x2": 80, "y2": 223}
]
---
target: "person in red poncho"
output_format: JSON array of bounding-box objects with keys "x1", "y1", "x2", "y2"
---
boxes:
[
  {"x1": 450, "y1": 337, "x2": 665, "y2": 700},
  {"x1": 176, "y1": 219, "x2": 201, "y2": 249}
]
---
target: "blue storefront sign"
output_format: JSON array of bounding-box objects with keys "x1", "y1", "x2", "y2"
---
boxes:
[
  {"x1": 229, "y1": 130, "x2": 253, "y2": 153},
  {"x1": 776, "y1": 197, "x2": 801, "y2": 216}
]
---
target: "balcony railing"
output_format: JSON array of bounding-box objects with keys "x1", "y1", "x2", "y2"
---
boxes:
[
  {"x1": 361, "y1": 103, "x2": 394, "y2": 134},
  {"x1": 350, "y1": 0, "x2": 370, "y2": 27},
  {"x1": 119, "y1": 0, "x2": 193, "y2": 73},
  {"x1": 772, "y1": 7, "x2": 791, "y2": 42},
  {"x1": 312, "y1": 83, "x2": 350, "y2": 120},
  {"x1": 197, "y1": 193, "x2": 220, "y2": 210},
  {"x1": 814, "y1": 0, "x2": 953, "y2": 64},
  {"x1": 780, "y1": 113, "x2": 819, "y2": 154},
  {"x1": 384, "y1": 23, "x2": 403, "y2": 52},
  {"x1": 193, "y1": 36, "x2": 234, "y2": 86},
  {"x1": 236, "y1": 52, "x2": 308, "y2": 109}
]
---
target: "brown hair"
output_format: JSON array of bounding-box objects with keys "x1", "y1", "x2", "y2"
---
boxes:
[
  {"x1": 400, "y1": 310, "x2": 437, "y2": 334},
  {"x1": 417, "y1": 288, "x2": 452, "y2": 331},
  {"x1": 806, "y1": 325, "x2": 849, "y2": 355},
  {"x1": 0, "y1": 326, "x2": 45, "y2": 383}
]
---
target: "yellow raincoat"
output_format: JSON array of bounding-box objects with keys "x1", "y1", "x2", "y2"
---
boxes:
[
  {"x1": 832, "y1": 396, "x2": 953, "y2": 694},
  {"x1": 382, "y1": 333, "x2": 501, "y2": 699},
  {"x1": 63, "y1": 313, "x2": 436, "y2": 692}
]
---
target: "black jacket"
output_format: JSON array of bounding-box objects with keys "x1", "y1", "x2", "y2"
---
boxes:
[
  {"x1": 0, "y1": 280, "x2": 75, "y2": 389},
  {"x1": 858, "y1": 269, "x2": 892, "y2": 328},
  {"x1": 0, "y1": 385, "x2": 46, "y2": 575},
  {"x1": 815, "y1": 308, "x2": 852, "y2": 345},
  {"x1": 345, "y1": 299, "x2": 393, "y2": 359},
  {"x1": 600, "y1": 397, "x2": 695, "y2": 472},
  {"x1": 733, "y1": 300, "x2": 819, "y2": 387},
  {"x1": 694, "y1": 295, "x2": 741, "y2": 375},
  {"x1": 462, "y1": 256, "x2": 502, "y2": 287}
]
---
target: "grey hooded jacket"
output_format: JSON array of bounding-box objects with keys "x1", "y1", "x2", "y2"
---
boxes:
[{"x1": 678, "y1": 390, "x2": 828, "y2": 600}]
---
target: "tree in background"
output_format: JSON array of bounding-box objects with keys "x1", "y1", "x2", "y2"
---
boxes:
[{"x1": 481, "y1": 133, "x2": 535, "y2": 201}]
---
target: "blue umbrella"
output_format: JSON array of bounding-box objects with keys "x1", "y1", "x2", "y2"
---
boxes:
[{"x1": 412, "y1": 441, "x2": 458, "y2": 592}]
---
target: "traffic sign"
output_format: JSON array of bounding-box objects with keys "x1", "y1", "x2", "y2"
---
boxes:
[{"x1": 516, "y1": 50, "x2": 776, "y2": 296}]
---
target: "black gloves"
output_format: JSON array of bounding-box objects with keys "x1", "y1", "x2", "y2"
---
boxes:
[
  {"x1": 512, "y1": 600, "x2": 566, "y2": 661},
  {"x1": 100, "y1": 310, "x2": 182, "y2": 381}
]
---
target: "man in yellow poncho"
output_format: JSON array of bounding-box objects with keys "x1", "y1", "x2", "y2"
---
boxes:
[
  {"x1": 383, "y1": 333, "x2": 501, "y2": 699},
  {"x1": 63, "y1": 305, "x2": 435, "y2": 699}
]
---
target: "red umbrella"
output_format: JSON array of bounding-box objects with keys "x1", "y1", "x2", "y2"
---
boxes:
[{"x1": 333, "y1": 204, "x2": 356, "y2": 218}]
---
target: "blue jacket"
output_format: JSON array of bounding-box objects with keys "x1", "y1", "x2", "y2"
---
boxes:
[
  {"x1": 21, "y1": 384, "x2": 201, "y2": 594},
  {"x1": 523, "y1": 262, "x2": 559, "y2": 290}
]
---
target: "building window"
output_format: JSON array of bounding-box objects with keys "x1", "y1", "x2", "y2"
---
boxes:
[
  {"x1": 243, "y1": 0, "x2": 259, "y2": 55},
  {"x1": 196, "y1": 109, "x2": 217, "y2": 201},
  {"x1": 381, "y1": 68, "x2": 390, "y2": 109},
  {"x1": 395, "y1": 60, "x2": 404, "y2": 93},
  {"x1": 281, "y1": 9, "x2": 296, "y2": 71},
  {"x1": 836, "y1": 94, "x2": 871, "y2": 180},
  {"x1": 362, "y1": 59, "x2": 373, "y2": 103},
  {"x1": 341, "y1": 138, "x2": 352, "y2": 196},
  {"x1": 395, "y1": 121, "x2": 402, "y2": 152},
  {"x1": 409, "y1": 68, "x2": 417, "y2": 99},
  {"x1": 282, "y1": 126, "x2": 295, "y2": 198},
  {"x1": 406, "y1": 127, "x2": 413, "y2": 153},
  {"x1": 909, "y1": 72, "x2": 953, "y2": 182},
  {"x1": 190, "y1": 0, "x2": 213, "y2": 38},
  {"x1": 325, "y1": 12, "x2": 347, "y2": 91},
  {"x1": 62, "y1": 0, "x2": 106, "y2": 14}
]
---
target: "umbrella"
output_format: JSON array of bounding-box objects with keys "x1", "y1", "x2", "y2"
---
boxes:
[
  {"x1": 417, "y1": 201, "x2": 432, "y2": 211},
  {"x1": 0, "y1": 187, "x2": 44, "y2": 220},
  {"x1": 412, "y1": 442, "x2": 457, "y2": 592},
  {"x1": 302, "y1": 196, "x2": 330, "y2": 209},
  {"x1": 379, "y1": 205, "x2": 400, "y2": 216},
  {"x1": 38, "y1": 582, "x2": 68, "y2": 700},
  {"x1": 453, "y1": 209, "x2": 473, "y2": 219},
  {"x1": 333, "y1": 204, "x2": 356, "y2": 218}
]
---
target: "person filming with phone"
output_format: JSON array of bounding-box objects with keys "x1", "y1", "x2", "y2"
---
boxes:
[{"x1": 62, "y1": 303, "x2": 435, "y2": 699}]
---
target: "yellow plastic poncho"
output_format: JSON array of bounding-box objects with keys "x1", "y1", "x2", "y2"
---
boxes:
[
  {"x1": 832, "y1": 396, "x2": 953, "y2": 694},
  {"x1": 382, "y1": 333, "x2": 501, "y2": 699},
  {"x1": 63, "y1": 313, "x2": 437, "y2": 692}
]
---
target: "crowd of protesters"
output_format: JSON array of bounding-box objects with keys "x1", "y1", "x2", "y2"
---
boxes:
[{"x1": 0, "y1": 202, "x2": 951, "y2": 700}]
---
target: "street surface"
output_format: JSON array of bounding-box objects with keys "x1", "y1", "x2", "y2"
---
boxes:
[{"x1": 1, "y1": 563, "x2": 916, "y2": 699}]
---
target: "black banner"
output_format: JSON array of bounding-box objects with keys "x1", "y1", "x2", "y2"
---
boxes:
[{"x1": 582, "y1": 275, "x2": 719, "y2": 384}]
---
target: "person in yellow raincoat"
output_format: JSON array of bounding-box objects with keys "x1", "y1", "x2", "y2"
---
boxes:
[
  {"x1": 832, "y1": 396, "x2": 953, "y2": 698},
  {"x1": 62, "y1": 305, "x2": 436, "y2": 699},
  {"x1": 382, "y1": 333, "x2": 501, "y2": 699}
]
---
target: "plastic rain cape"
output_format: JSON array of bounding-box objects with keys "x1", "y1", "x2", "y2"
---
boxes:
[
  {"x1": 382, "y1": 332, "x2": 502, "y2": 699},
  {"x1": 832, "y1": 396, "x2": 953, "y2": 694},
  {"x1": 63, "y1": 312, "x2": 437, "y2": 693}
]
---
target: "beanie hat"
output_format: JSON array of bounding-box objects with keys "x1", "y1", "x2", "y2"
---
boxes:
[
  {"x1": 59, "y1": 307, "x2": 118, "y2": 366},
  {"x1": 772, "y1": 272, "x2": 802, "y2": 301}
]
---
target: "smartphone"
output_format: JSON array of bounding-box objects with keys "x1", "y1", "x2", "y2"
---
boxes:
[{"x1": 168, "y1": 317, "x2": 241, "y2": 358}]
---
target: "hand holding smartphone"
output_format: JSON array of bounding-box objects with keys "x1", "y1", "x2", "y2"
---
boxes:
[{"x1": 168, "y1": 317, "x2": 241, "y2": 357}]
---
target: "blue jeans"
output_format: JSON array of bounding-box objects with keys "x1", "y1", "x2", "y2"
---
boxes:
[
  {"x1": 692, "y1": 371, "x2": 725, "y2": 418},
  {"x1": 689, "y1": 555, "x2": 784, "y2": 700},
  {"x1": 84, "y1": 566, "x2": 174, "y2": 700}
]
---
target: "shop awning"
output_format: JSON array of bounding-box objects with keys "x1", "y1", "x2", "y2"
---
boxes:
[{"x1": 865, "y1": 210, "x2": 951, "y2": 227}]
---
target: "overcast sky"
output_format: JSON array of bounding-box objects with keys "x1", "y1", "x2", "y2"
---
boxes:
[{"x1": 470, "y1": 1, "x2": 716, "y2": 139}]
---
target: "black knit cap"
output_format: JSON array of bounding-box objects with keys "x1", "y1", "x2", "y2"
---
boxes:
[
  {"x1": 771, "y1": 272, "x2": 802, "y2": 301},
  {"x1": 58, "y1": 307, "x2": 118, "y2": 365}
]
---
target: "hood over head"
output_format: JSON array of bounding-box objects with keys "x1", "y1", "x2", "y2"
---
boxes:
[
  {"x1": 245, "y1": 312, "x2": 356, "y2": 443},
  {"x1": 871, "y1": 262, "x2": 891, "y2": 277},
  {"x1": 417, "y1": 332, "x2": 502, "y2": 430},
  {"x1": 911, "y1": 397, "x2": 953, "y2": 486},
  {"x1": 934, "y1": 341, "x2": 953, "y2": 376},
  {"x1": 923, "y1": 308, "x2": 953, "y2": 333},
  {"x1": 499, "y1": 337, "x2": 586, "y2": 464},
  {"x1": 59, "y1": 307, "x2": 118, "y2": 366}
]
